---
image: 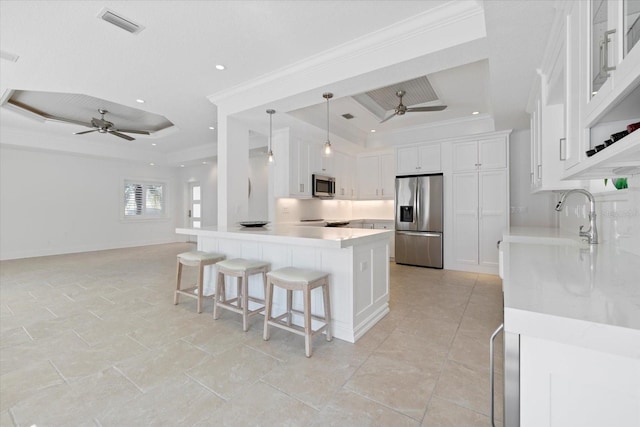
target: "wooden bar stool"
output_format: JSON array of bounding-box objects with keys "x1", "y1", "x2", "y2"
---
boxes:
[
  {"x1": 263, "y1": 267, "x2": 332, "y2": 357},
  {"x1": 174, "y1": 251, "x2": 225, "y2": 313},
  {"x1": 213, "y1": 258, "x2": 270, "y2": 331}
]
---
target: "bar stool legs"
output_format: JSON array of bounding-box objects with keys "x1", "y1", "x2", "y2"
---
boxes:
[
  {"x1": 174, "y1": 251, "x2": 225, "y2": 313},
  {"x1": 263, "y1": 267, "x2": 332, "y2": 357},
  {"x1": 213, "y1": 259, "x2": 270, "y2": 332}
]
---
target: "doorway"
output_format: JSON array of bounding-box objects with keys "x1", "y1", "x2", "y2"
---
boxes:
[{"x1": 188, "y1": 182, "x2": 201, "y2": 243}]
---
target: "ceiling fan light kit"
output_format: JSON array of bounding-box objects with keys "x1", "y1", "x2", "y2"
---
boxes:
[{"x1": 71, "y1": 109, "x2": 151, "y2": 141}]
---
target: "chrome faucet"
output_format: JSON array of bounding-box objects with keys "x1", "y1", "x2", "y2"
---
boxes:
[{"x1": 555, "y1": 189, "x2": 598, "y2": 244}]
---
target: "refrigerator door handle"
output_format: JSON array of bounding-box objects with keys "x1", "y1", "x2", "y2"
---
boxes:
[
  {"x1": 414, "y1": 179, "x2": 420, "y2": 224},
  {"x1": 396, "y1": 231, "x2": 441, "y2": 237}
]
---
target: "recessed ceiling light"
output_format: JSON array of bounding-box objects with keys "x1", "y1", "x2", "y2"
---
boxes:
[
  {"x1": 151, "y1": 143, "x2": 157, "y2": 146},
  {"x1": 209, "y1": 126, "x2": 215, "y2": 130},
  {"x1": 180, "y1": 165, "x2": 185, "y2": 168},
  {"x1": 136, "y1": 99, "x2": 145, "y2": 103},
  {"x1": 202, "y1": 161, "x2": 208, "y2": 164},
  {"x1": 215, "y1": 64, "x2": 225, "y2": 70},
  {"x1": 472, "y1": 111, "x2": 480, "y2": 115},
  {"x1": 149, "y1": 162, "x2": 155, "y2": 166},
  {"x1": 370, "y1": 129, "x2": 376, "y2": 133}
]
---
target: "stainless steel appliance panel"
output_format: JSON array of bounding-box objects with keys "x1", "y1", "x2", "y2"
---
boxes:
[
  {"x1": 416, "y1": 174, "x2": 443, "y2": 233},
  {"x1": 395, "y1": 177, "x2": 417, "y2": 231},
  {"x1": 312, "y1": 174, "x2": 335, "y2": 198},
  {"x1": 395, "y1": 174, "x2": 444, "y2": 268},
  {"x1": 395, "y1": 231, "x2": 442, "y2": 268}
]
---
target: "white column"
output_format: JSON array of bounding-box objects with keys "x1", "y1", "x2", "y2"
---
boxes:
[{"x1": 217, "y1": 111, "x2": 249, "y2": 226}]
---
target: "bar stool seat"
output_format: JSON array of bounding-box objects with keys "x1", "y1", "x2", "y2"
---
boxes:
[
  {"x1": 263, "y1": 267, "x2": 332, "y2": 357},
  {"x1": 174, "y1": 251, "x2": 225, "y2": 313},
  {"x1": 213, "y1": 258, "x2": 270, "y2": 331}
]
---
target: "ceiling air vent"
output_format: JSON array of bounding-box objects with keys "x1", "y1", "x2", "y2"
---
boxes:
[
  {"x1": 341, "y1": 113, "x2": 355, "y2": 120},
  {"x1": 97, "y1": 8, "x2": 145, "y2": 35}
]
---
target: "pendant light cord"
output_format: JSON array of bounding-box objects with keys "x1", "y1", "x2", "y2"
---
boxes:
[
  {"x1": 323, "y1": 92, "x2": 333, "y2": 154},
  {"x1": 266, "y1": 109, "x2": 275, "y2": 162}
]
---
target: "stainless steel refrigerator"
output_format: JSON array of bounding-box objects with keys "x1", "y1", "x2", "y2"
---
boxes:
[{"x1": 395, "y1": 174, "x2": 443, "y2": 268}]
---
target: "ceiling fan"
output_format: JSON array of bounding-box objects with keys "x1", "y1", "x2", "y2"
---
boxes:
[
  {"x1": 72, "y1": 109, "x2": 151, "y2": 141},
  {"x1": 380, "y1": 90, "x2": 447, "y2": 123}
]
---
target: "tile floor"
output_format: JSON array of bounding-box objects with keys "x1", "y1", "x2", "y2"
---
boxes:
[{"x1": 0, "y1": 242, "x2": 504, "y2": 426}]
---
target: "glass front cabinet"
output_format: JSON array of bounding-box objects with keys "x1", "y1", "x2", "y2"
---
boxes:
[{"x1": 562, "y1": 0, "x2": 640, "y2": 179}]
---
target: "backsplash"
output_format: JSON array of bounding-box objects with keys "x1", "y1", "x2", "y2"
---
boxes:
[
  {"x1": 274, "y1": 198, "x2": 393, "y2": 223},
  {"x1": 557, "y1": 175, "x2": 640, "y2": 255}
]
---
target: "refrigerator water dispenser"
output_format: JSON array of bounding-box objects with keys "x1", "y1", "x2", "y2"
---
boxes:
[{"x1": 400, "y1": 206, "x2": 413, "y2": 222}]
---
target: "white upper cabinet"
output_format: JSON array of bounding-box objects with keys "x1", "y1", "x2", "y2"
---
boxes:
[
  {"x1": 527, "y1": 32, "x2": 583, "y2": 192},
  {"x1": 453, "y1": 137, "x2": 507, "y2": 173},
  {"x1": 559, "y1": 0, "x2": 640, "y2": 178},
  {"x1": 356, "y1": 152, "x2": 394, "y2": 200},
  {"x1": 333, "y1": 151, "x2": 355, "y2": 199},
  {"x1": 587, "y1": 0, "x2": 640, "y2": 109},
  {"x1": 271, "y1": 129, "x2": 319, "y2": 199},
  {"x1": 396, "y1": 144, "x2": 441, "y2": 175}
]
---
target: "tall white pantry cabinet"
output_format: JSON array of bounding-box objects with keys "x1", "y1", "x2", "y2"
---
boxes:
[{"x1": 451, "y1": 134, "x2": 509, "y2": 274}]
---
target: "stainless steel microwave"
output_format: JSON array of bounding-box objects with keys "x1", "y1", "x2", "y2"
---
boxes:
[{"x1": 312, "y1": 174, "x2": 335, "y2": 198}]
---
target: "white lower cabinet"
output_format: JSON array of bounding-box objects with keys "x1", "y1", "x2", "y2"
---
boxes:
[
  {"x1": 373, "y1": 222, "x2": 395, "y2": 259},
  {"x1": 520, "y1": 335, "x2": 640, "y2": 427},
  {"x1": 452, "y1": 169, "x2": 508, "y2": 273},
  {"x1": 450, "y1": 133, "x2": 509, "y2": 274}
]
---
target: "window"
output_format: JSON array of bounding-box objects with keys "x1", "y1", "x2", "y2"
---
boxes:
[{"x1": 123, "y1": 180, "x2": 166, "y2": 218}]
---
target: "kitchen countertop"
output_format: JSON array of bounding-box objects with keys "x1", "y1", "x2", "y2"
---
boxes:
[
  {"x1": 501, "y1": 226, "x2": 640, "y2": 358},
  {"x1": 176, "y1": 224, "x2": 392, "y2": 249}
]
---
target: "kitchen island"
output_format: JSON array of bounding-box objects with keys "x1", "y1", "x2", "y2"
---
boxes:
[
  {"x1": 500, "y1": 227, "x2": 640, "y2": 426},
  {"x1": 175, "y1": 224, "x2": 392, "y2": 343}
]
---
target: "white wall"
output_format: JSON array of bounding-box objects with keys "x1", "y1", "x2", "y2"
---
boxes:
[
  {"x1": 509, "y1": 129, "x2": 557, "y2": 227},
  {"x1": 0, "y1": 146, "x2": 182, "y2": 260}
]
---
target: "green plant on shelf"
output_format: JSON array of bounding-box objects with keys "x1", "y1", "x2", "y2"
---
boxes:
[{"x1": 604, "y1": 178, "x2": 628, "y2": 190}]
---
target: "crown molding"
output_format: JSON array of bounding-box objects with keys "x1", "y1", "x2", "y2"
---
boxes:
[
  {"x1": 207, "y1": 1, "x2": 485, "y2": 112},
  {"x1": 366, "y1": 114, "x2": 496, "y2": 147}
]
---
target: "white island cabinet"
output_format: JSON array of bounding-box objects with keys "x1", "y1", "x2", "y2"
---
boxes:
[
  {"x1": 176, "y1": 225, "x2": 391, "y2": 343},
  {"x1": 499, "y1": 228, "x2": 640, "y2": 427}
]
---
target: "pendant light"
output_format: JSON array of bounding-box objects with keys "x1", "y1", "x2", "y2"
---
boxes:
[
  {"x1": 323, "y1": 92, "x2": 333, "y2": 156},
  {"x1": 266, "y1": 109, "x2": 275, "y2": 163}
]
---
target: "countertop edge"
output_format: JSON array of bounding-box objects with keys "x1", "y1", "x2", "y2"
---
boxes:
[
  {"x1": 505, "y1": 307, "x2": 640, "y2": 359},
  {"x1": 175, "y1": 226, "x2": 392, "y2": 249}
]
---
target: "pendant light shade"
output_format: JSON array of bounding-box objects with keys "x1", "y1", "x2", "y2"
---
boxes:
[
  {"x1": 323, "y1": 92, "x2": 333, "y2": 156},
  {"x1": 266, "y1": 109, "x2": 275, "y2": 163}
]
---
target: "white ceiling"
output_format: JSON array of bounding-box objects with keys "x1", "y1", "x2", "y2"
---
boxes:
[{"x1": 0, "y1": 0, "x2": 557, "y2": 165}]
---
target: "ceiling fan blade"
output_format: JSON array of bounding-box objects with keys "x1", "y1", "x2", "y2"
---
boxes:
[
  {"x1": 113, "y1": 128, "x2": 151, "y2": 135},
  {"x1": 74, "y1": 129, "x2": 99, "y2": 135},
  {"x1": 406, "y1": 105, "x2": 447, "y2": 112},
  {"x1": 380, "y1": 112, "x2": 398, "y2": 123},
  {"x1": 108, "y1": 130, "x2": 135, "y2": 141}
]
